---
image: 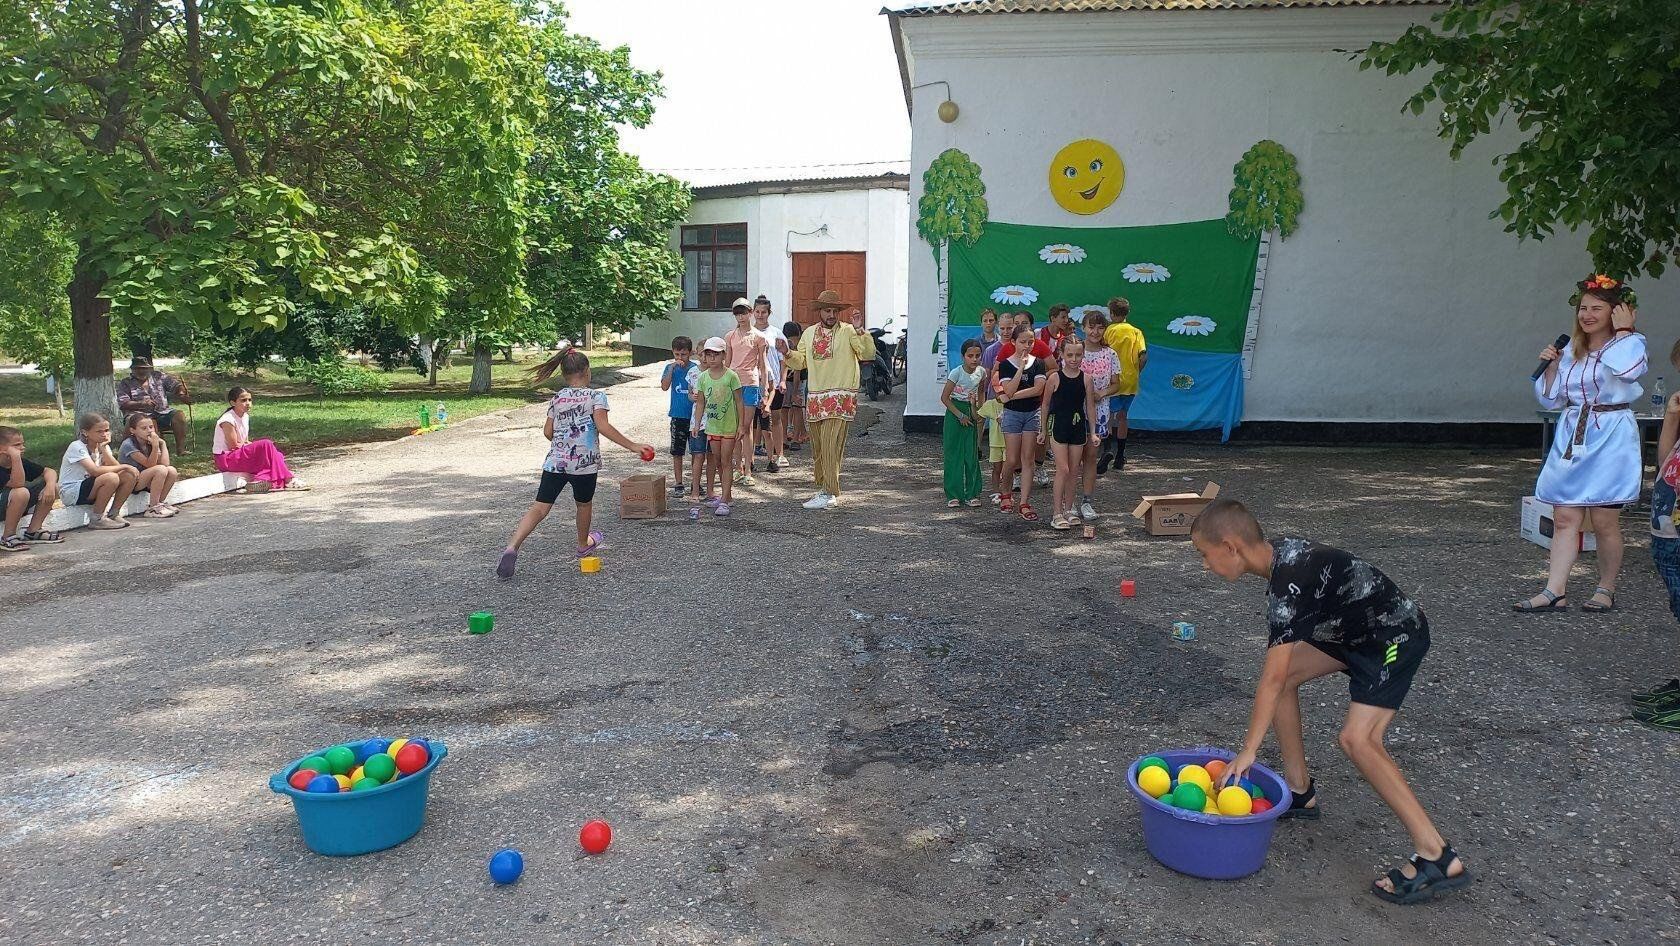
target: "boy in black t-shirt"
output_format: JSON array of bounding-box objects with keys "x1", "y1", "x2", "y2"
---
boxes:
[
  {"x1": 1190, "y1": 498, "x2": 1469, "y2": 905},
  {"x1": 0, "y1": 425, "x2": 64, "y2": 551}
]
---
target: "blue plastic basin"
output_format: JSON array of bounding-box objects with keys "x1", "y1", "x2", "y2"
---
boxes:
[
  {"x1": 268, "y1": 739, "x2": 448, "y2": 856},
  {"x1": 1127, "y1": 746, "x2": 1291, "y2": 880}
]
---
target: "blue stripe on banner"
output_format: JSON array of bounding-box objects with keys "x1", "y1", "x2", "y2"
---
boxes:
[{"x1": 1129, "y1": 346, "x2": 1244, "y2": 440}]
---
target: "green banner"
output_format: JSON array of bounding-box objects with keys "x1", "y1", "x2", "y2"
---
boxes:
[{"x1": 947, "y1": 219, "x2": 1259, "y2": 353}]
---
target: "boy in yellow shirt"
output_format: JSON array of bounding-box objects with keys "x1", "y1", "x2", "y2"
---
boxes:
[{"x1": 1101, "y1": 297, "x2": 1147, "y2": 472}]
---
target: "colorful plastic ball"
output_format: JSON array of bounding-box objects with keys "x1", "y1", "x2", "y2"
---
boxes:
[
  {"x1": 386, "y1": 738, "x2": 410, "y2": 758},
  {"x1": 323, "y1": 746, "x2": 356, "y2": 776},
  {"x1": 288, "y1": 769, "x2": 318, "y2": 791},
  {"x1": 489, "y1": 849, "x2": 524, "y2": 885},
  {"x1": 579, "y1": 820, "x2": 613, "y2": 855},
  {"x1": 1175, "y1": 764, "x2": 1213, "y2": 794},
  {"x1": 1171, "y1": 782, "x2": 1206, "y2": 812},
  {"x1": 1138, "y1": 755, "x2": 1168, "y2": 775},
  {"x1": 1247, "y1": 782, "x2": 1264, "y2": 800},
  {"x1": 305, "y1": 774, "x2": 340, "y2": 794},
  {"x1": 1205, "y1": 759, "x2": 1228, "y2": 784},
  {"x1": 356, "y1": 739, "x2": 391, "y2": 763},
  {"x1": 1137, "y1": 766, "x2": 1172, "y2": 799},
  {"x1": 350, "y1": 765, "x2": 364, "y2": 782},
  {"x1": 352, "y1": 777, "x2": 382, "y2": 792},
  {"x1": 1251, "y1": 798, "x2": 1274, "y2": 814},
  {"x1": 1217, "y1": 786, "x2": 1255, "y2": 817},
  {"x1": 1202, "y1": 801, "x2": 1219, "y2": 815},
  {"x1": 362, "y1": 753, "x2": 397, "y2": 783},
  {"x1": 300, "y1": 756, "x2": 330, "y2": 775},
  {"x1": 395, "y1": 743, "x2": 430, "y2": 775},
  {"x1": 408, "y1": 738, "x2": 431, "y2": 755},
  {"x1": 333, "y1": 774, "x2": 352, "y2": 791}
]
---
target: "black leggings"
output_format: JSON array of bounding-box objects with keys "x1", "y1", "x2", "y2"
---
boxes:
[{"x1": 535, "y1": 470, "x2": 598, "y2": 504}]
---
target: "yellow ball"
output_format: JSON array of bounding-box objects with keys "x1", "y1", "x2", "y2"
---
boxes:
[
  {"x1": 333, "y1": 774, "x2": 351, "y2": 791},
  {"x1": 387, "y1": 738, "x2": 409, "y2": 757},
  {"x1": 1176, "y1": 764, "x2": 1213, "y2": 794},
  {"x1": 1202, "y1": 800, "x2": 1219, "y2": 815},
  {"x1": 1138, "y1": 765, "x2": 1172, "y2": 799},
  {"x1": 350, "y1": 765, "x2": 363, "y2": 782},
  {"x1": 1217, "y1": 786, "x2": 1255, "y2": 817}
]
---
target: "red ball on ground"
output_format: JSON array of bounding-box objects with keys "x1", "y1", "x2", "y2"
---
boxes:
[
  {"x1": 288, "y1": 769, "x2": 318, "y2": 791},
  {"x1": 579, "y1": 819, "x2": 612, "y2": 855},
  {"x1": 394, "y1": 742, "x2": 430, "y2": 775}
]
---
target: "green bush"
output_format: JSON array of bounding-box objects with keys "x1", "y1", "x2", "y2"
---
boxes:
[{"x1": 285, "y1": 357, "x2": 392, "y2": 397}]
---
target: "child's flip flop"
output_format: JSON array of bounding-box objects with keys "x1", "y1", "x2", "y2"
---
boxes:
[{"x1": 576, "y1": 531, "x2": 603, "y2": 558}]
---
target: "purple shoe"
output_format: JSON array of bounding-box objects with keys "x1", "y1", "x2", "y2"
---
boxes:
[
  {"x1": 496, "y1": 548, "x2": 518, "y2": 579},
  {"x1": 714, "y1": 502, "x2": 732, "y2": 517},
  {"x1": 703, "y1": 495, "x2": 723, "y2": 508},
  {"x1": 576, "y1": 530, "x2": 603, "y2": 558}
]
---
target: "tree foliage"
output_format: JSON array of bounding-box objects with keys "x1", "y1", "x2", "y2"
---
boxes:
[
  {"x1": 0, "y1": 208, "x2": 73, "y2": 378},
  {"x1": 917, "y1": 149, "x2": 988, "y2": 274},
  {"x1": 1226, "y1": 140, "x2": 1304, "y2": 241},
  {"x1": 1362, "y1": 0, "x2": 1680, "y2": 277}
]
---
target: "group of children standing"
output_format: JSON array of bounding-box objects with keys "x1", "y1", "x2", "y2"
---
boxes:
[{"x1": 941, "y1": 298, "x2": 1147, "y2": 528}]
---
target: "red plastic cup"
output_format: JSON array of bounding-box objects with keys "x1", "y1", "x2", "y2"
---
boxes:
[{"x1": 1120, "y1": 579, "x2": 1136, "y2": 598}]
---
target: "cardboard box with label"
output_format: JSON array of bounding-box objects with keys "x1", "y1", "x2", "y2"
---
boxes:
[
  {"x1": 1519, "y1": 496, "x2": 1597, "y2": 552},
  {"x1": 1132, "y1": 482, "x2": 1221, "y2": 537},
  {"x1": 619, "y1": 473, "x2": 667, "y2": 519}
]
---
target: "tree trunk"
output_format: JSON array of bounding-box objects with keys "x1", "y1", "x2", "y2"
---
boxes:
[
  {"x1": 52, "y1": 373, "x2": 66, "y2": 417},
  {"x1": 501, "y1": 346, "x2": 514, "y2": 363},
  {"x1": 582, "y1": 321, "x2": 595, "y2": 349},
  {"x1": 428, "y1": 338, "x2": 445, "y2": 387},
  {"x1": 469, "y1": 342, "x2": 493, "y2": 395},
  {"x1": 69, "y1": 244, "x2": 118, "y2": 420}
]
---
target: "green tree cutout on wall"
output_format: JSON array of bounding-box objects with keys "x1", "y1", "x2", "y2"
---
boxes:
[
  {"x1": 917, "y1": 149, "x2": 989, "y2": 276},
  {"x1": 1226, "y1": 140, "x2": 1304, "y2": 241}
]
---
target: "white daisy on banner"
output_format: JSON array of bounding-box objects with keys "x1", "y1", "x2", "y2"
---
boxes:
[
  {"x1": 1167, "y1": 315, "x2": 1217, "y2": 337},
  {"x1": 1038, "y1": 243, "x2": 1087, "y2": 265},
  {"x1": 1075, "y1": 304, "x2": 1108, "y2": 321},
  {"x1": 1122, "y1": 262, "x2": 1171, "y2": 284},
  {"x1": 990, "y1": 285, "x2": 1039, "y2": 306}
]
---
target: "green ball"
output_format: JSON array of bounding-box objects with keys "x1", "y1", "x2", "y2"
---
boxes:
[
  {"x1": 323, "y1": 745, "x2": 356, "y2": 776},
  {"x1": 362, "y1": 753, "x2": 397, "y2": 783},
  {"x1": 1138, "y1": 756, "x2": 1168, "y2": 775},
  {"x1": 1248, "y1": 783, "x2": 1264, "y2": 800},
  {"x1": 351, "y1": 777, "x2": 381, "y2": 791},
  {"x1": 1172, "y1": 782, "x2": 1207, "y2": 811},
  {"x1": 300, "y1": 756, "x2": 330, "y2": 775}
]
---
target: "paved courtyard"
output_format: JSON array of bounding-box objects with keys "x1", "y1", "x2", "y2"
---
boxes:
[{"x1": 2, "y1": 365, "x2": 1676, "y2": 945}]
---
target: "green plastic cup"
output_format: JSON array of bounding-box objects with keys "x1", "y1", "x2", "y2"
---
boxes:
[{"x1": 468, "y1": 611, "x2": 494, "y2": 635}]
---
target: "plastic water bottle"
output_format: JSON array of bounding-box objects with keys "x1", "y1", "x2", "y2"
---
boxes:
[
  {"x1": 436, "y1": 402, "x2": 448, "y2": 426},
  {"x1": 1652, "y1": 377, "x2": 1666, "y2": 415}
]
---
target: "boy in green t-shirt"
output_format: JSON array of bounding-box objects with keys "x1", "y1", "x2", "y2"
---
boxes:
[{"x1": 694, "y1": 336, "x2": 745, "y2": 517}]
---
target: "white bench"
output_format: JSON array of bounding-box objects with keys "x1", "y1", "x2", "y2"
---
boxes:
[{"x1": 41, "y1": 471, "x2": 251, "y2": 532}]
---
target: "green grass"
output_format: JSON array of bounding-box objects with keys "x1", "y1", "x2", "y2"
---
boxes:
[{"x1": 0, "y1": 349, "x2": 631, "y2": 478}]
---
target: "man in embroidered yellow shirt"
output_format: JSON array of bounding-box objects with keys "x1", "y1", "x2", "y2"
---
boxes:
[
  {"x1": 1102, "y1": 296, "x2": 1147, "y2": 472},
  {"x1": 784, "y1": 290, "x2": 875, "y2": 510}
]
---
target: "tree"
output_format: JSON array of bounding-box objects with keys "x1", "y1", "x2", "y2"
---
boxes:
[
  {"x1": 0, "y1": 209, "x2": 74, "y2": 414},
  {"x1": 916, "y1": 148, "x2": 988, "y2": 275},
  {"x1": 0, "y1": 0, "x2": 543, "y2": 415},
  {"x1": 1226, "y1": 140, "x2": 1304, "y2": 241},
  {"x1": 1362, "y1": 0, "x2": 1680, "y2": 278}
]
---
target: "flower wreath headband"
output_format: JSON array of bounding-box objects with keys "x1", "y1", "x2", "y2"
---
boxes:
[{"x1": 1571, "y1": 273, "x2": 1639, "y2": 308}]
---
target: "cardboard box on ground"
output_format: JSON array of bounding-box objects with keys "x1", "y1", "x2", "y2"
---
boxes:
[
  {"x1": 619, "y1": 474, "x2": 666, "y2": 519},
  {"x1": 1520, "y1": 496, "x2": 1598, "y2": 552},
  {"x1": 1133, "y1": 483, "x2": 1221, "y2": 537}
]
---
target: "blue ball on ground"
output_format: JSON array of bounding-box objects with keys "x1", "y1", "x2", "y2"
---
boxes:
[{"x1": 489, "y1": 848, "x2": 524, "y2": 885}]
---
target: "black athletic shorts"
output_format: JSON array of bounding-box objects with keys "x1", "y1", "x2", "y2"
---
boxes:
[
  {"x1": 1309, "y1": 619, "x2": 1430, "y2": 710},
  {"x1": 669, "y1": 418, "x2": 691, "y2": 456},
  {"x1": 535, "y1": 470, "x2": 598, "y2": 505},
  {"x1": 74, "y1": 478, "x2": 98, "y2": 506},
  {"x1": 756, "y1": 405, "x2": 772, "y2": 430},
  {"x1": 770, "y1": 388, "x2": 787, "y2": 411}
]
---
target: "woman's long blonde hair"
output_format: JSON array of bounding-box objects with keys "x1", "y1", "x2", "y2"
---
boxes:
[{"x1": 1570, "y1": 286, "x2": 1620, "y2": 358}]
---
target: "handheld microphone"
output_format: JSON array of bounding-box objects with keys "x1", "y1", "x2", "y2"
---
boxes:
[{"x1": 1532, "y1": 334, "x2": 1570, "y2": 380}]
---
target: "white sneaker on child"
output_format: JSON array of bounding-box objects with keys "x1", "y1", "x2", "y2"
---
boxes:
[{"x1": 1079, "y1": 501, "x2": 1096, "y2": 520}]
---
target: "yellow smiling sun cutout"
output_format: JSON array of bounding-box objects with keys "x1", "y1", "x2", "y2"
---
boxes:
[{"x1": 1048, "y1": 139, "x2": 1124, "y2": 215}]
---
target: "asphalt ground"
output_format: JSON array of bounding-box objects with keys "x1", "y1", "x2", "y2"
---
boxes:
[{"x1": 2, "y1": 364, "x2": 1676, "y2": 945}]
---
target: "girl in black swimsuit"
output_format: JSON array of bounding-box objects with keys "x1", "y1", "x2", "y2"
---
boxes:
[{"x1": 1038, "y1": 336, "x2": 1099, "y2": 531}]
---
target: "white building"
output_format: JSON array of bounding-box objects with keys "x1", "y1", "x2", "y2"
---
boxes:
[
  {"x1": 630, "y1": 163, "x2": 912, "y2": 365},
  {"x1": 888, "y1": 0, "x2": 1677, "y2": 437}
]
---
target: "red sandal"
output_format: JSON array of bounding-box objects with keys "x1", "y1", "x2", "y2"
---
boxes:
[
  {"x1": 1019, "y1": 503, "x2": 1039, "y2": 522},
  {"x1": 1000, "y1": 494, "x2": 1016, "y2": 513}
]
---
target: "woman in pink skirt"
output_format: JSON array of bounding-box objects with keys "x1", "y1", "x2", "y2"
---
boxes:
[{"x1": 213, "y1": 387, "x2": 307, "y2": 492}]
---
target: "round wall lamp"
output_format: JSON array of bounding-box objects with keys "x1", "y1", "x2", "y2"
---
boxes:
[{"x1": 912, "y1": 81, "x2": 959, "y2": 124}]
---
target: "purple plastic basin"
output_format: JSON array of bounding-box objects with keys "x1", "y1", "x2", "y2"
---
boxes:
[{"x1": 1127, "y1": 746, "x2": 1292, "y2": 880}]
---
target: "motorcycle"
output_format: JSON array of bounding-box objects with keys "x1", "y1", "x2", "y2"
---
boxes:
[{"x1": 864, "y1": 328, "x2": 896, "y2": 400}]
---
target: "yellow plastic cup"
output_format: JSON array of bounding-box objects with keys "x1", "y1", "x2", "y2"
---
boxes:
[{"x1": 579, "y1": 556, "x2": 602, "y2": 574}]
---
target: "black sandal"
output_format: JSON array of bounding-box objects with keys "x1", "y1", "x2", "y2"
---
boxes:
[
  {"x1": 1278, "y1": 777, "x2": 1321, "y2": 820},
  {"x1": 1581, "y1": 586, "x2": 1619, "y2": 613},
  {"x1": 1511, "y1": 589, "x2": 1569, "y2": 613},
  {"x1": 1372, "y1": 843, "x2": 1471, "y2": 905}
]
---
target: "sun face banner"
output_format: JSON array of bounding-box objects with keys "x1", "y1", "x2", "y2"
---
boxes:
[{"x1": 947, "y1": 219, "x2": 1260, "y2": 438}]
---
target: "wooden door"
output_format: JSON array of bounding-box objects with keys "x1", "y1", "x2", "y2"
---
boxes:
[{"x1": 790, "y1": 252, "x2": 867, "y2": 327}]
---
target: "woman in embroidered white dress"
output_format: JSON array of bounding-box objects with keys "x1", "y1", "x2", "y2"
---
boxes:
[{"x1": 1515, "y1": 276, "x2": 1644, "y2": 613}]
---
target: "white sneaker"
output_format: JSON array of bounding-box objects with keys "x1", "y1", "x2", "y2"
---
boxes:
[
  {"x1": 1034, "y1": 469, "x2": 1051, "y2": 486},
  {"x1": 825, "y1": 494, "x2": 842, "y2": 510},
  {"x1": 1079, "y1": 501, "x2": 1096, "y2": 520},
  {"x1": 802, "y1": 492, "x2": 832, "y2": 510}
]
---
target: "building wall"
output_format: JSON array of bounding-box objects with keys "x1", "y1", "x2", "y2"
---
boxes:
[
  {"x1": 898, "y1": 8, "x2": 1678, "y2": 424},
  {"x1": 630, "y1": 186, "x2": 911, "y2": 363}
]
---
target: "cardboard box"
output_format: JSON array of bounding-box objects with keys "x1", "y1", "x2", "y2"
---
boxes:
[
  {"x1": 1520, "y1": 496, "x2": 1597, "y2": 552},
  {"x1": 619, "y1": 473, "x2": 667, "y2": 519},
  {"x1": 1132, "y1": 482, "x2": 1221, "y2": 536}
]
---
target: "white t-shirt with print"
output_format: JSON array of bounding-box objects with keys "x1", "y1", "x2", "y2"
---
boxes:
[{"x1": 59, "y1": 439, "x2": 95, "y2": 503}]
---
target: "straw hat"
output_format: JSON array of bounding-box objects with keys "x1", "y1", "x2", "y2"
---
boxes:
[{"x1": 810, "y1": 290, "x2": 852, "y2": 311}]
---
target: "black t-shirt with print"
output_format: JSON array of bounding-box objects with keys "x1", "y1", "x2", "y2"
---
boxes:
[
  {"x1": 997, "y1": 357, "x2": 1048, "y2": 412},
  {"x1": 1266, "y1": 538, "x2": 1424, "y2": 651},
  {"x1": 0, "y1": 457, "x2": 46, "y2": 484}
]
